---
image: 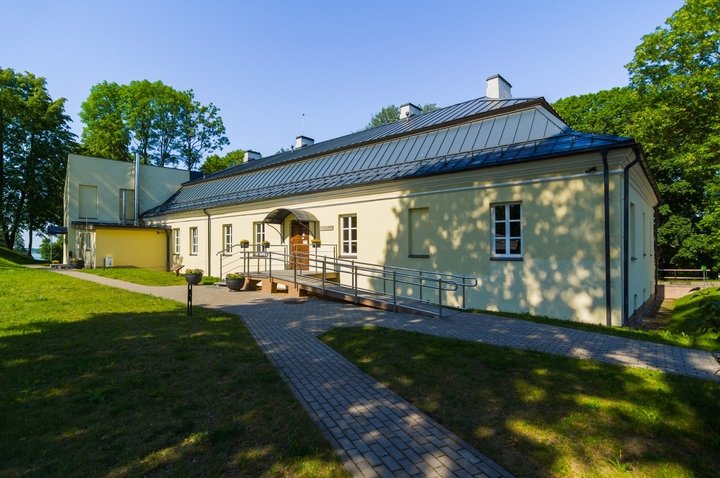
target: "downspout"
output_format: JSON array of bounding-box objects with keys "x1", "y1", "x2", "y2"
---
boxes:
[
  {"x1": 134, "y1": 154, "x2": 140, "y2": 226},
  {"x1": 602, "y1": 151, "x2": 612, "y2": 327},
  {"x1": 622, "y1": 149, "x2": 641, "y2": 326},
  {"x1": 204, "y1": 209, "x2": 211, "y2": 277}
]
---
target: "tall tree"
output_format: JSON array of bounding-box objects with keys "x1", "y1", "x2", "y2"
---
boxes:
[
  {"x1": 79, "y1": 81, "x2": 228, "y2": 169},
  {"x1": 626, "y1": 0, "x2": 720, "y2": 269},
  {"x1": 177, "y1": 90, "x2": 229, "y2": 171},
  {"x1": 553, "y1": 87, "x2": 640, "y2": 137},
  {"x1": 200, "y1": 149, "x2": 246, "y2": 174},
  {"x1": 0, "y1": 67, "x2": 75, "y2": 250},
  {"x1": 366, "y1": 103, "x2": 438, "y2": 129},
  {"x1": 78, "y1": 81, "x2": 130, "y2": 161}
]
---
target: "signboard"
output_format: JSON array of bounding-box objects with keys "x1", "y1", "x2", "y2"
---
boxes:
[{"x1": 320, "y1": 225, "x2": 334, "y2": 231}]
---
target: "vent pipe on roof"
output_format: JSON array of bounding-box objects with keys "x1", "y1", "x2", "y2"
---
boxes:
[
  {"x1": 400, "y1": 103, "x2": 421, "y2": 119},
  {"x1": 295, "y1": 135, "x2": 314, "y2": 149},
  {"x1": 244, "y1": 150, "x2": 262, "y2": 161},
  {"x1": 486, "y1": 74, "x2": 512, "y2": 99}
]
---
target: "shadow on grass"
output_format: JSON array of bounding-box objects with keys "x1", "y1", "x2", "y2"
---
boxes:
[
  {"x1": 0, "y1": 307, "x2": 345, "y2": 478},
  {"x1": 321, "y1": 326, "x2": 720, "y2": 477}
]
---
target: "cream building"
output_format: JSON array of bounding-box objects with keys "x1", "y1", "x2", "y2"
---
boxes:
[
  {"x1": 63, "y1": 154, "x2": 190, "y2": 269},
  {"x1": 67, "y1": 76, "x2": 659, "y2": 326}
]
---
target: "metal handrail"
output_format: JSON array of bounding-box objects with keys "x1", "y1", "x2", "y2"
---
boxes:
[{"x1": 261, "y1": 250, "x2": 474, "y2": 318}]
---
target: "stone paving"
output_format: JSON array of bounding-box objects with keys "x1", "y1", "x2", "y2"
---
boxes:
[{"x1": 50, "y1": 269, "x2": 720, "y2": 477}]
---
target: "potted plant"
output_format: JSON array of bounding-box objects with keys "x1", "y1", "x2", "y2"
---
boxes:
[
  {"x1": 261, "y1": 240, "x2": 270, "y2": 250},
  {"x1": 70, "y1": 257, "x2": 84, "y2": 269},
  {"x1": 311, "y1": 238, "x2": 321, "y2": 248},
  {"x1": 184, "y1": 268, "x2": 204, "y2": 285},
  {"x1": 225, "y1": 272, "x2": 245, "y2": 291},
  {"x1": 239, "y1": 239, "x2": 249, "y2": 249}
]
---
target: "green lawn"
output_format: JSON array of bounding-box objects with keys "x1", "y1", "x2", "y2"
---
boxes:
[
  {"x1": 321, "y1": 326, "x2": 720, "y2": 478},
  {"x1": 0, "y1": 264, "x2": 346, "y2": 477},
  {"x1": 476, "y1": 308, "x2": 720, "y2": 352},
  {"x1": 0, "y1": 245, "x2": 40, "y2": 266},
  {"x1": 78, "y1": 266, "x2": 220, "y2": 286},
  {"x1": 668, "y1": 287, "x2": 720, "y2": 350}
]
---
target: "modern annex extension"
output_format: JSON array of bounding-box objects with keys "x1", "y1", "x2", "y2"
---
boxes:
[{"x1": 70, "y1": 75, "x2": 658, "y2": 326}]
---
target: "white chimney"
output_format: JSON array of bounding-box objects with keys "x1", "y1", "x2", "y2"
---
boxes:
[
  {"x1": 400, "y1": 103, "x2": 422, "y2": 119},
  {"x1": 486, "y1": 74, "x2": 512, "y2": 99},
  {"x1": 295, "y1": 135, "x2": 314, "y2": 149},
  {"x1": 244, "y1": 150, "x2": 262, "y2": 161}
]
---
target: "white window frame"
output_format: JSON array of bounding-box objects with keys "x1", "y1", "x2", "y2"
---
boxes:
[
  {"x1": 173, "y1": 228, "x2": 181, "y2": 255},
  {"x1": 408, "y1": 207, "x2": 430, "y2": 258},
  {"x1": 119, "y1": 188, "x2": 135, "y2": 223},
  {"x1": 222, "y1": 224, "x2": 233, "y2": 254},
  {"x1": 254, "y1": 222, "x2": 266, "y2": 253},
  {"x1": 189, "y1": 227, "x2": 198, "y2": 255},
  {"x1": 491, "y1": 203, "x2": 523, "y2": 258},
  {"x1": 340, "y1": 214, "x2": 357, "y2": 256}
]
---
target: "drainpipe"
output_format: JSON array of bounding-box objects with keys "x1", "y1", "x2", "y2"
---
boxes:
[
  {"x1": 602, "y1": 151, "x2": 612, "y2": 327},
  {"x1": 134, "y1": 154, "x2": 140, "y2": 226},
  {"x1": 204, "y1": 209, "x2": 212, "y2": 277},
  {"x1": 622, "y1": 149, "x2": 641, "y2": 326}
]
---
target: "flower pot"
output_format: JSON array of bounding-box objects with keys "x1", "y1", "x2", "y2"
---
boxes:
[
  {"x1": 72, "y1": 260, "x2": 84, "y2": 269},
  {"x1": 226, "y1": 277, "x2": 245, "y2": 291},
  {"x1": 184, "y1": 273, "x2": 203, "y2": 285}
]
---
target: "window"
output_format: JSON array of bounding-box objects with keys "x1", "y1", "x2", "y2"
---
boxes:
[
  {"x1": 254, "y1": 222, "x2": 265, "y2": 252},
  {"x1": 642, "y1": 211, "x2": 647, "y2": 256},
  {"x1": 119, "y1": 188, "x2": 135, "y2": 223},
  {"x1": 630, "y1": 202, "x2": 637, "y2": 259},
  {"x1": 79, "y1": 185, "x2": 98, "y2": 219},
  {"x1": 492, "y1": 203, "x2": 522, "y2": 258},
  {"x1": 173, "y1": 228, "x2": 180, "y2": 254},
  {"x1": 409, "y1": 207, "x2": 430, "y2": 257},
  {"x1": 222, "y1": 224, "x2": 233, "y2": 254},
  {"x1": 340, "y1": 215, "x2": 357, "y2": 255},
  {"x1": 189, "y1": 227, "x2": 198, "y2": 255}
]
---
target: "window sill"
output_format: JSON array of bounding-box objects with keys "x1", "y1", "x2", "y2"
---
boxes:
[
  {"x1": 339, "y1": 255, "x2": 357, "y2": 259},
  {"x1": 490, "y1": 256, "x2": 523, "y2": 261},
  {"x1": 408, "y1": 254, "x2": 430, "y2": 258}
]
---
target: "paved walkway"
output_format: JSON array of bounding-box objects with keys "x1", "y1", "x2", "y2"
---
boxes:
[{"x1": 49, "y1": 270, "x2": 720, "y2": 477}]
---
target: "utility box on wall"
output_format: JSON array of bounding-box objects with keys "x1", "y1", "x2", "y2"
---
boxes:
[{"x1": 104, "y1": 256, "x2": 113, "y2": 268}]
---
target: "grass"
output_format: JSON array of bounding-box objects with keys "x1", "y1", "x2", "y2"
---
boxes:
[
  {"x1": 667, "y1": 287, "x2": 720, "y2": 350},
  {"x1": 321, "y1": 326, "x2": 720, "y2": 478},
  {"x1": 0, "y1": 245, "x2": 39, "y2": 266},
  {"x1": 475, "y1": 308, "x2": 720, "y2": 352},
  {"x1": 0, "y1": 264, "x2": 347, "y2": 477},
  {"x1": 78, "y1": 266, "x2": 221, "y2": 286}
]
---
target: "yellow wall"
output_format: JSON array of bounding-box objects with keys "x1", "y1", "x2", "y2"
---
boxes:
[{"x1": 95, "y1": 228, "x2": 168, "y2": 270}]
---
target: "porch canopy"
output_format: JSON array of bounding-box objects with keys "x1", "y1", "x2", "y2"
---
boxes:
[{"x1": 262, "y1": 208, "x2": 318, "y2": 224}]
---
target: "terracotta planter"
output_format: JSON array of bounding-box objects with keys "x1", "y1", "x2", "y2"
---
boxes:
[
  {"x1": 184, "y1": 273, "x2": 203, "y2": 285},
  {"x1": 226, "y1": 277, "x2": 245, "y2": 291}
]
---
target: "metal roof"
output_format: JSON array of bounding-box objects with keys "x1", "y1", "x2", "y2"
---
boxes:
[
  {"x1": 143, "y1": 97, "x2": 634, "y2": 218},
  {"x1": 263, "y1": 208, "x2": 318, "y2": 224}
]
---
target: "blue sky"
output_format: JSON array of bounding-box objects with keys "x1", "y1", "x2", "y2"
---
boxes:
[{"x1": 2, "y1": 0, "x2": 683, "y2": 157}]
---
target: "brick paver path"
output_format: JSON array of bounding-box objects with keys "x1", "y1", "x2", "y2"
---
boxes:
[{"x1": 51, "y1": 270, "x2": 720, "y2": 477}]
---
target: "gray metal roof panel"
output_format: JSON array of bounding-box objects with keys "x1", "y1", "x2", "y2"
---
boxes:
[
  {"x1": 143, "y1": 99, "x2": 628, "y2": 218},
  {"x1": 144, "y1": 130, "x2": 634, "y2": 217}
]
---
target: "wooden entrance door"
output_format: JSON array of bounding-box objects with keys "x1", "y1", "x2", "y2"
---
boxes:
[{"x1": 290, "y1": 220, "x2": 310, "y2": 270}]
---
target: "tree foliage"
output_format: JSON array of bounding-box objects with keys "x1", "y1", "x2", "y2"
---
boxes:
[
  {"x1": 39, "y1": 236, "x2": 62, "y2": 262},
  {"x1": 553, "y1": 0, "x2": 720, "y2": 270},
  {"x1": 200, "y1": 149, "x2": 246, "y2": 174},
  {"x1": 0, "y1": 67, "x2": 76, "y2": 250},
  {"x1": 79, "y1": 81, "x2": 229, "y2": 169},
  {"x1": 627, "y1": 0, "x2": 720, "y2": 269},
  {"x1": 366, "y1": 103, "x2": 439, "y2": 129}
]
